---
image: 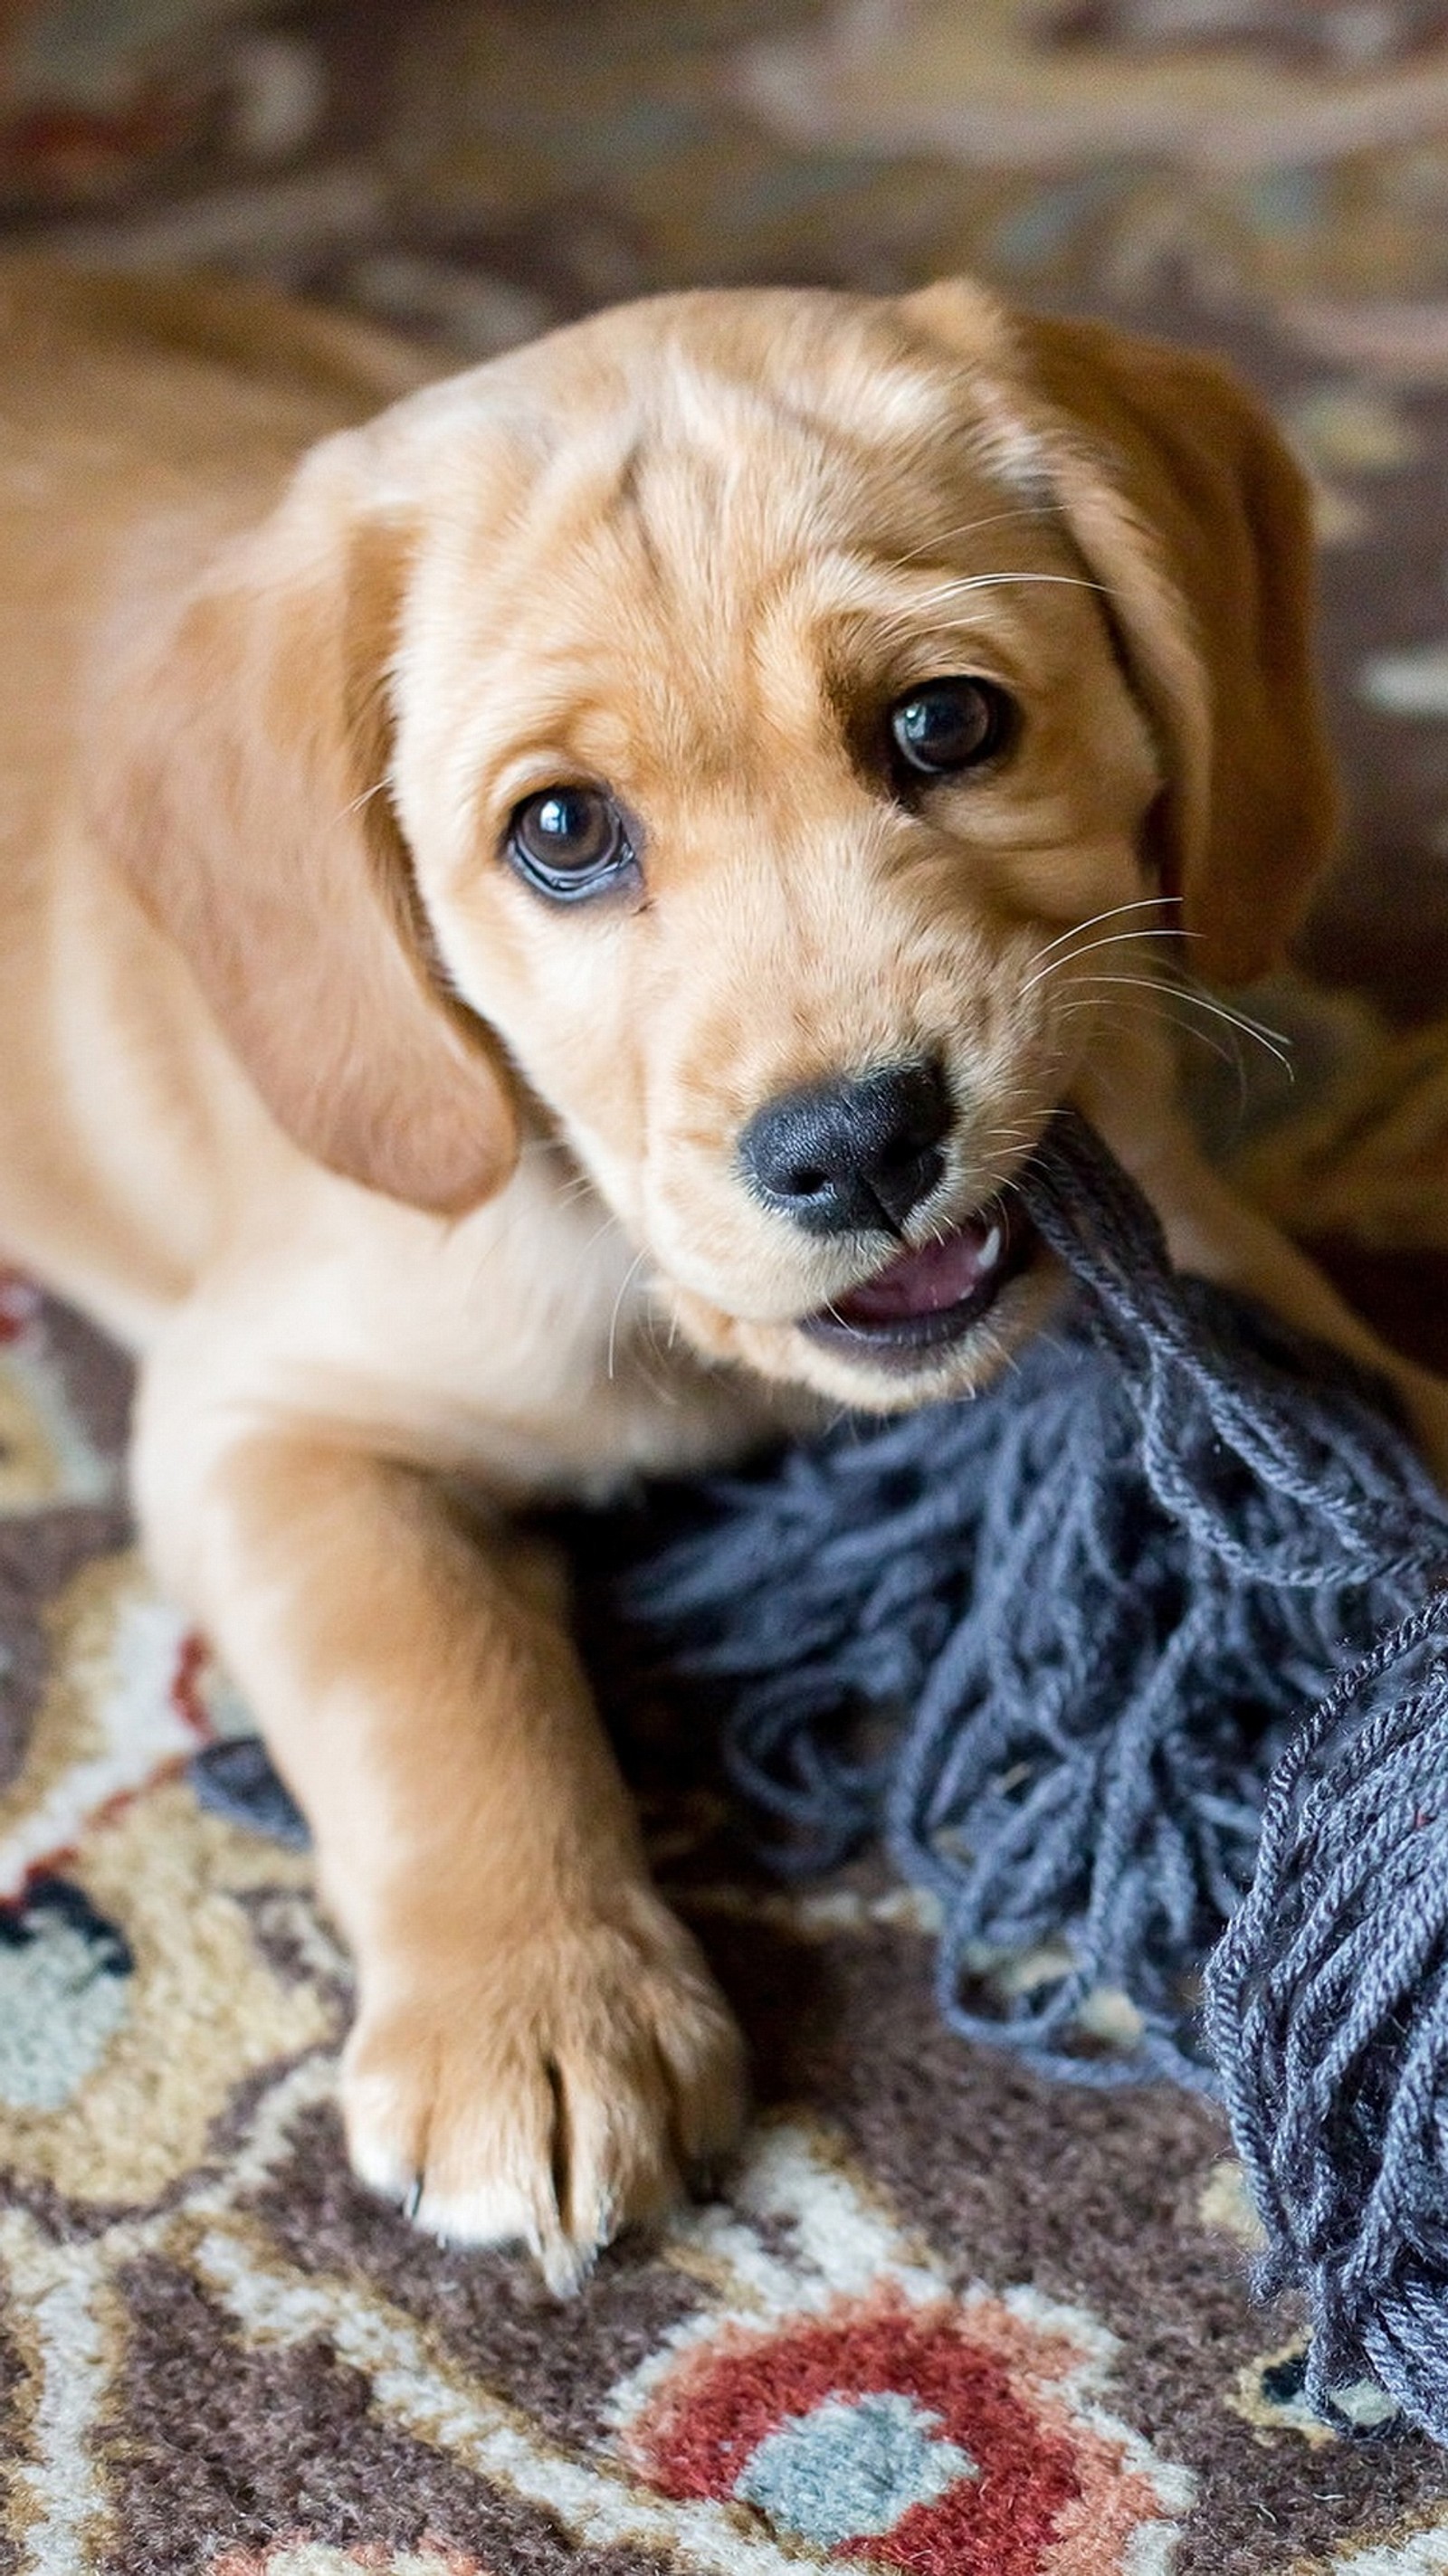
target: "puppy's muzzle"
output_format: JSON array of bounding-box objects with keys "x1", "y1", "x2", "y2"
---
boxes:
[{"x1": 738, "y1": 1059, "x2": 950, "y2": 1237}]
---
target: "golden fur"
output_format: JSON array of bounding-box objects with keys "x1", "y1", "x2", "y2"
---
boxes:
[{"x1": 1, "y1": 256, "x2": 1442, "y2": 2287}]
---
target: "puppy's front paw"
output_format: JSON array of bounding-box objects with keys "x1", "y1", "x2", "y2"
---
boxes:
[{"x1": 340, "y1": 1891, "x2": 746, "y2": 2292}]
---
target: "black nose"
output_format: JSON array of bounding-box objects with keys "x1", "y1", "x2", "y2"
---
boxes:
[{"x1": 739, "y1": 1059, "x2": 951, "y2": 1236}]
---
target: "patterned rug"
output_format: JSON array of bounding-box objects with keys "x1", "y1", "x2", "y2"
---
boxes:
[{"x1": 9, "y1": 6, "x2": 1448, "y2": 2571}]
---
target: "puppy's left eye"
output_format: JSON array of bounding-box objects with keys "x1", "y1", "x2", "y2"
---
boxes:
[
  {"x1": 507, "y1": 786, "x2": 637, "y2": 902},
  {"x1": 890, "y1": 677, "x2": 1015, "y2": 778}
]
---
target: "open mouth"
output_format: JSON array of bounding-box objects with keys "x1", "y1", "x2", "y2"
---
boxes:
[{"x1": 800, "y1": 1195, "x2": 1036, "y2": 1363}]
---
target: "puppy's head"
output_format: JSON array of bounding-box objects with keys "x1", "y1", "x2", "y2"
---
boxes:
[{"x1": 102, "y1": 280, "x2": 1337, "y2": 1410}]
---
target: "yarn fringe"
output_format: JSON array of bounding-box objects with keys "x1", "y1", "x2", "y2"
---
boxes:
[{"x1": 603, "y1": 1111, "x2": 1448, "y2": 2428}]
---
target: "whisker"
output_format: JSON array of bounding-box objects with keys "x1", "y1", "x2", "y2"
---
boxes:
[
  {"x1": 340, "y1": 778, "x2": 389, "y2": 820},
  {"x1": 1060, "y1": 973, "x2": 1293, "y2": 1076},
  {"x1": 1019, "y1": 925, "x2": 1190, "y2": 998},
  {"x1": 1056, "y1": 992, "x2": 1242, "y2": 1079},
  {"x1": 1139, "y1": 999, "x2": 1251, "y2": 1102},
  {"x1": 607, "y1": 1247, "x2": 651, "y2": 1383},
  {"x1": 1026, "y1": 895, "x2": 1184, "y2": 968},
  {"x1": 913, "y1": 570, "x2": 1117, "y2": 604},
  {"x1": 886, "y1": 507, "x2": 1053, "y2": 569},
  {"x1": 1175, "y1": 974, "x2": 1293, "y2": 1050},
  {"x1": 634, "y1": 1308, "x2": 683, "y2": 1405},
  {"x1": 1165, "y1": 981, "x2": 1293, "y2": 1071}
]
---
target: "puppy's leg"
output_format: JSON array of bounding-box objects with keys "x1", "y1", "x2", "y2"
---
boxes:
[{"x1": 134, "y1": 1386, "x2": 745, "y2": 2289}]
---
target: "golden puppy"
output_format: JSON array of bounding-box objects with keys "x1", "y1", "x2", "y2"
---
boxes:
[{"x1": 0, "y1": 259, "x2": 1441, "y2": 2287}]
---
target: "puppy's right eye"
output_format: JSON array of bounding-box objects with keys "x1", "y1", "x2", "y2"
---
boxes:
[
  {"x1": 889, "y1": 677, "x2": 1014, "y2": 779},
  {"x1": 507, "y1": 786, "x2": 638, "y2": 902}
]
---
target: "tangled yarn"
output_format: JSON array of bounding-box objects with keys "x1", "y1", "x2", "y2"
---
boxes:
[
  {"x1": 195, "y1": 1108, "x2": 1448, "y2": 2438},
  {"x1": 602, "y1": 1110, "x2": 1448, "y2": 2438}
]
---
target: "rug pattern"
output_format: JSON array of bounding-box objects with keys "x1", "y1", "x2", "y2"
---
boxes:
[
  {"x1": 3, "y1": 1274, "x2": 1448, "y2": 2573},
  {"x1": 7, "y1": 3, "x2": 1448, "y2": 2570}
]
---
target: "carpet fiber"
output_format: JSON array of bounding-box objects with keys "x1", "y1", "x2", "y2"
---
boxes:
[{"x1": 8, "y1": 5, "x2": 1448, "y2": 2569}]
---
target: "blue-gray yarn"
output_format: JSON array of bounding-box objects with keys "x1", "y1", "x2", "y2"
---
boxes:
[
  {"x1": 1204, "y1": 1596, "x2": 1448, "y2": 2440},
  {"x1": 191, "y1": 1734, "x2": 309, "y2": 1848},
  {"x1": 195, "y1": 1105, "x2": 1448, "y2": 2440},
  {"x1": 605, "y1": 1107, "x2": 1448, "y2": 2437}
]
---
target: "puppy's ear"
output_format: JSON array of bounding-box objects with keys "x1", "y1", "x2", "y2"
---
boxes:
[
  {"x1": 93, "y1": 441, "x2": 518, "y2": 1213},
  {"x1": 905, "y1": 284, "x2": 1339, "y2": 984}
]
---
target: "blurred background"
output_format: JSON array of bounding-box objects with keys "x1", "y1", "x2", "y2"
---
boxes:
[{"x1": 4, "y1": 0, "x2": 1448, "y2": 1031}]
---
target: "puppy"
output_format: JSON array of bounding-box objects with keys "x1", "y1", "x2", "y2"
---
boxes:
[{"x1": 1, "y1": 258, "x2": 1442, "y2": 2288}]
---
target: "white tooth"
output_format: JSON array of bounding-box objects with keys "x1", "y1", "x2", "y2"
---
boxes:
[{"x1": 977, "y1": 1219, "x2": 1004, "y2": 1273}]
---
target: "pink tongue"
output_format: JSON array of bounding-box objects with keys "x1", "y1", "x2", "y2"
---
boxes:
[{"x1": 832, "y1": 1211, "x2": 1005, "y2": 1325}]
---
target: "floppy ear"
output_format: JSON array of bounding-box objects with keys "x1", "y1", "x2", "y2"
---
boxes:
[
  {"x1": 92, "y1": 442, "x2": 518, "y2": 1214},
  {"x1": 905, "y1": 284, "x2": 1340, "y2": 984}
]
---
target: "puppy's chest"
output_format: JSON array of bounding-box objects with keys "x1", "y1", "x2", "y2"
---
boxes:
[
  {"x1": 304, "y1": 1163, "x2": 779, "y2": 1504},
  {"x1": 387, "y1": 1305, "x2": 769, "y2": 1507}
]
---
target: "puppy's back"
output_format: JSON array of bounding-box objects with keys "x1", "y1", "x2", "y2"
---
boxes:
[
  {"x1": 0, "y1": 264, "x2": 436, "y2": 1332},
  {"x1": 0, "y1": 259, "x2": 428, "y2": 811}
]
